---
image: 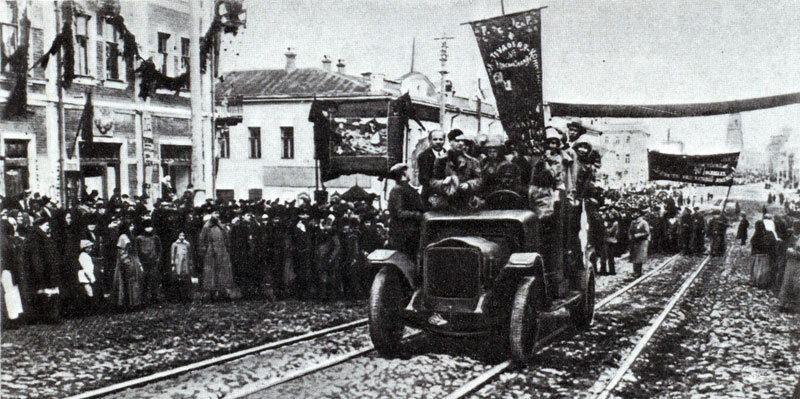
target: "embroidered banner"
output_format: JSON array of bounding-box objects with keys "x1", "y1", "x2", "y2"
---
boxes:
[{"x1": 468, "y1": 8, "x2": 545, "y2": 142}]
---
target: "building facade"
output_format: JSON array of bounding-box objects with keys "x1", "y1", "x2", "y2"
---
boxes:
[
  {"x1": 0, "y1": 0, "x2": 215, "y2": 204},
  {"x1": 593, "y1": 123, "x2": 650, "y2": 187},
  {"x1": 214, "y1": 51, "x2": 503, "y2": 201}
]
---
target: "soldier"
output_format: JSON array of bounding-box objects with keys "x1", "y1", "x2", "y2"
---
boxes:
[
  {"x1": 429, "y1": 129, "x2": 483, "y2": 211},
  {"x1": 692, "y1": 207, "x2": 706, "y2": 254},
  {"x1": 708, "y1": 210, "x2": 728, "y2": 256},
  {"x1": 26, "y1": 218, "x2": 62, "y2": 323},
  {"x1": 387, "y1": 163, "x2": 425, "y2": 258},
  {"x1": 480, "y1": 139, "x2": 506, "y2": 194},
  {"x1": 628, "y1": 207, "x2": 650, "y2": 278}
]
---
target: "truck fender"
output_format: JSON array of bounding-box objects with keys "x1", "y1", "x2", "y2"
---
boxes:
[
  {"x1": 496, "y1": 252, "x2": 546, "y2": 309},
  {"x1": 367, "y1": 249, "x2": 417, "y2": 289}
]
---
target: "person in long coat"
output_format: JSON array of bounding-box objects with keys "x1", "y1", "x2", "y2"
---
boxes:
[
  {"x1": 628, "y1": 209, "x2": 650, "y2": 278},
  {"x1": 751, "y1": 219, "x2": 775, "y2": 288},
  {"x1": 112, "y1": 220, "x2": 144, "y2": 310},
  {"x1": 708, "y1": 211, "x2": 729, "y2": 256},
  {"x1": 780, "y1": 235, "x2": 800, "y2": 313},
  {"x1": 387, "y1": 163, "x2": 424, "y2": 258},
  {"x1": 26, "y1": 218, "x2": 62, "y2": 323},
  {"x1": 199, "y1": 213, "x2": 238, "y2": 300},
  {"x1": 736, "y1": 214, "x2": 750, "y2": 245},
  {"x1": 170, "y1": 232, "x2": 193, "y2": 302}
]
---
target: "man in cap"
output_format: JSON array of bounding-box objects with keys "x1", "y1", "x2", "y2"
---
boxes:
[
  {"x1": 429, "y1": 129, "x2": 483, "y2": 211},
  {"x1": 628, "y1": 206, "x2": 651, "y2": 278},
  {"x1": 480, "y1": 138, "x2": 507, "y2": 194},
  {"x1": 136, "y1": 218, "x2": 163, "y2": 304},
  {"x1": 387, "y1": 163, "x2": 425, "y2": 258}
]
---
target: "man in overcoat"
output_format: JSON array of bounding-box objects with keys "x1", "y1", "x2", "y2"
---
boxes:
[
  {"x1": 628, "y1": 207, "x2": 651, "y2": 278},
  {"x1": 417, "y1": 130, "x2": 447, "y2": 207},
  {"x1": 387, "y1": 163, "x2": 425, "y2": 258}
]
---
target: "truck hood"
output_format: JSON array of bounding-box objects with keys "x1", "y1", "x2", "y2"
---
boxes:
[{"x1": 425, "y1": 236, "x2": 508, "y2": 265}]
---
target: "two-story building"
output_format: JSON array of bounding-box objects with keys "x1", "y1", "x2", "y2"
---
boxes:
[
  {"x1": 214, "y1": 50, "x2": 503, "y2": 201},
  {"x1": 0, "y1": 0, "x2": 216, "y2": 203}
]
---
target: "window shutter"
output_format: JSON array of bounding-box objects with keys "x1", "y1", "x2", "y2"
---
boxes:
[
  {"x1": 31, "y1": 27, "x2": 43, "y2": 79},
  {"x1": 96, "y1": 40, "x2": 104, "y2": 80}
]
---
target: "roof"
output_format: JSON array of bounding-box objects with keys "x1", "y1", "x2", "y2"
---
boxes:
[{"x1": 216, "y1": 68, "x2": 376, "y2": 101}]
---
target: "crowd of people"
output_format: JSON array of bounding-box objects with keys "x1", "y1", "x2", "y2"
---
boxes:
[
  {"x1": 745, "y1": 206, "x2": 800, "y2": 313},
  {"x1": 1, "y1": 188, "x2": 391, "y2": 326},
  {"x1": 6, "y1": 124, "x2": 798, "y2": 327}
]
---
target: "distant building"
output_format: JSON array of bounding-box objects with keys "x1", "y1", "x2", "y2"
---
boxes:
[
  {"x1": 766, "y1": 128, "x2": 791, "y2": 177},
  {"x1": 725, "y1": 113, "x2": 743, "y2": 151},
  {"x1": 593, "y1": 123, "x2": 650, "y2": 187},
  {"x1": 214, "y1": 50, "x2": 502, "y2": 201}
]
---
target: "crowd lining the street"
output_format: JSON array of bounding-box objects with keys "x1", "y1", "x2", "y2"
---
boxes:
[{"x1": 2, "y1": 125, "x2": 798, "y2": 327}]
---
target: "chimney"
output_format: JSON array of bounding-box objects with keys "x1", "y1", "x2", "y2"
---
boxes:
[
  {"x1": 336, "y1": 59, "x2": 346, "y2": 74},
  {"x1": 369, "y1": 73, "x2": 385, "y2": 94},
  {"x1": 284, "y1": 47, "x2": 297, "y2": 73},
  {"x1": 321, "y1": 55, "x2": 331, "y2": 71}
]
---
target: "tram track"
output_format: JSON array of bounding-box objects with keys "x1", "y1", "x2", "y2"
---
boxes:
[
  {"x1": 449, "y1": 253, "x2": 715, "y2": 399},
  {"x1": 220, "y1": 254, "x2": 685, "y2": 399},
  {"x1": 64, "y1": 318, "x2": 368, "y2": 399},
  {"x1": 69, "y1": 253, "x2": 693, "y2": 399}
]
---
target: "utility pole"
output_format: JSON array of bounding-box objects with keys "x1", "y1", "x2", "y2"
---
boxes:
[
  {"x1": 55, "y1": 1, "x2": 66, "y2": 206},
  {"x1": 434, "y1": 34, "x2": 453, "y2": 132},
  {"x1": 190, "y1": 0, "x2": 204, "y2": 203}
]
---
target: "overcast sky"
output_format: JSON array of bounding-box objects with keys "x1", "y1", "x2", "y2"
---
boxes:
[{"x1": 219, "y1": 0, "x2": 800, "y2": 153}]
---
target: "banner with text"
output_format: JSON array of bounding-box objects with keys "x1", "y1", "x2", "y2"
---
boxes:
[
  {"x1": 468, "y1": 8, "x2": 545, "y2": 143},
  {"x1": 648, "y1": 151, "x2": 739, "y2": 186}
]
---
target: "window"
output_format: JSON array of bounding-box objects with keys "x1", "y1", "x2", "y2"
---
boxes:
[
  {"x1": 74, "y1": 15, "x2": 90, "y2": 75},
  {"x1": 0, "y1": 22, "x2": 18, "y2": 74},
  {"x1": 104, "y1": 20, "x2": 123, "y2": 80},
  {"x1": 157, "y1": 32, "x2": 170, "y2": 75},
  {"x1": 625, "y1": 154, "x2": 630, "y2": 164},
  {"x1": 249, "y1": 127, "x2": 261, "y2": 158},
  {"x1": 281, "y1": 127, "x2": 294, "y2": 159},
  {"x1": 626, "y1": 135, "x2": 630, "y2": 143},
  {"x1": 181, "y1": 37, "x2": 189, "y2": 73},
  {"x1": 218, "y1": 128, "x2": 230, "y2": 158}
]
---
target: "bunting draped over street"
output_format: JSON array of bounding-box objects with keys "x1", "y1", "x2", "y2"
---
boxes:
[
  {"x1": 549, "y1": 92, "x2": 800, "y2": 118},
  {"x1": 648, "y1": 151, "x2": 739, "y2": 186},
  {"x1": 467, "y1": 7, "x2": 546, "y2": 143}
]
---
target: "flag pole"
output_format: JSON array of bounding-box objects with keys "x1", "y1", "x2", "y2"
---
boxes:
[
  {"x1": 721, "y1": 184, "x2": 733, "y2": 213},
  {"x1": 55, "y1": 1, "x2": 66, "y2": 206}
]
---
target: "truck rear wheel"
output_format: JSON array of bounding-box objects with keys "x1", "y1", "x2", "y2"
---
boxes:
[
  {"x1": 369, "y1": 266, "x2": 409, "y2": 357},
  {"x1": 509, "y1": 276, "x2": 542, "y2": 363},
  {"x1": 569, "y1": 266, "x2": 595, "y2": 331}
]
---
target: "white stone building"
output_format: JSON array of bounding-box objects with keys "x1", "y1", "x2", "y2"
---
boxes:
[{"x1": 213, "y1": 51, "x2": 502, "y2": 202}]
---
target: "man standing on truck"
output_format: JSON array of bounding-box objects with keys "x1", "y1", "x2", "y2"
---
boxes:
[
  {"x1": 429, "y1": 129, "x2": 483, "y2": 211},
  {"x1": 387, "y1": 163, "x2": 425, "y2": 258}
]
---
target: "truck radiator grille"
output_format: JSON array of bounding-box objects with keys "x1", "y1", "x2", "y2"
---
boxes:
[{"x1": 424, "y1": 247, "x2": 481, "y2": 298}]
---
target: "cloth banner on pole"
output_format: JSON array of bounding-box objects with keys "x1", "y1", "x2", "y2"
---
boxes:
[
  {"x1": 648, "y1": 151, "x2": 739, "y2": 186},
  {"x1": 467, "y1": 8, "x2": 546, "y2": 143}
]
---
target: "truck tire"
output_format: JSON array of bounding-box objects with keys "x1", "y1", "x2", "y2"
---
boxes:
[
  {"x1": 568, "y1": 266, "x2": 595, "y2": 331},
  {"x1": 509, "y1": 276, "x2": 541, "y2": 363},
  {"x1": 369, "y1": 266, "x2": 409, "y2": 357}
]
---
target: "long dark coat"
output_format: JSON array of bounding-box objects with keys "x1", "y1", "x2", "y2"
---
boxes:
[
  {"x1": 388, "y1": 180, "x2": 424, "y2": 257},
  {"x1": 199, "y1": 219, "x2": 236, "y2": 293}
]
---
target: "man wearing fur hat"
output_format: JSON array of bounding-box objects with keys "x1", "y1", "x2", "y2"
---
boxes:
[
  {"x1": 429, "y1": 129, "x2": 483, "y2": 211},
  {"x1": 387, "y1": 163, "x2": 424, "y2": 258}
]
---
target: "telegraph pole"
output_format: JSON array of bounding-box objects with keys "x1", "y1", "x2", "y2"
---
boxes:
[
  {"x1": 190, "y1": 0, "x2": 204, "y2": 204},
  {"x1": 55, "y1": 1, "x2": 66, "y2": 205},
  {"x1": 434, "y1": 34, "x2": 453, "y2": 132}
]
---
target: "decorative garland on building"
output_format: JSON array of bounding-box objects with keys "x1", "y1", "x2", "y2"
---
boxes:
[
  {"x1": 36, "y1": 1, "x2": 74, "y2": 88},
  {"x1": 27, "y1": 0, "x2": 243, "y2": 103},
  {"x1": 3, "y1": 12, "x2": 30, "y2": 119}
]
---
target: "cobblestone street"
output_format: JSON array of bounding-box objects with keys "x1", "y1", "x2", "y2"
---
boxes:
[{"x1": 1, "y1": 299, "x2": 365, "y2": 399}]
